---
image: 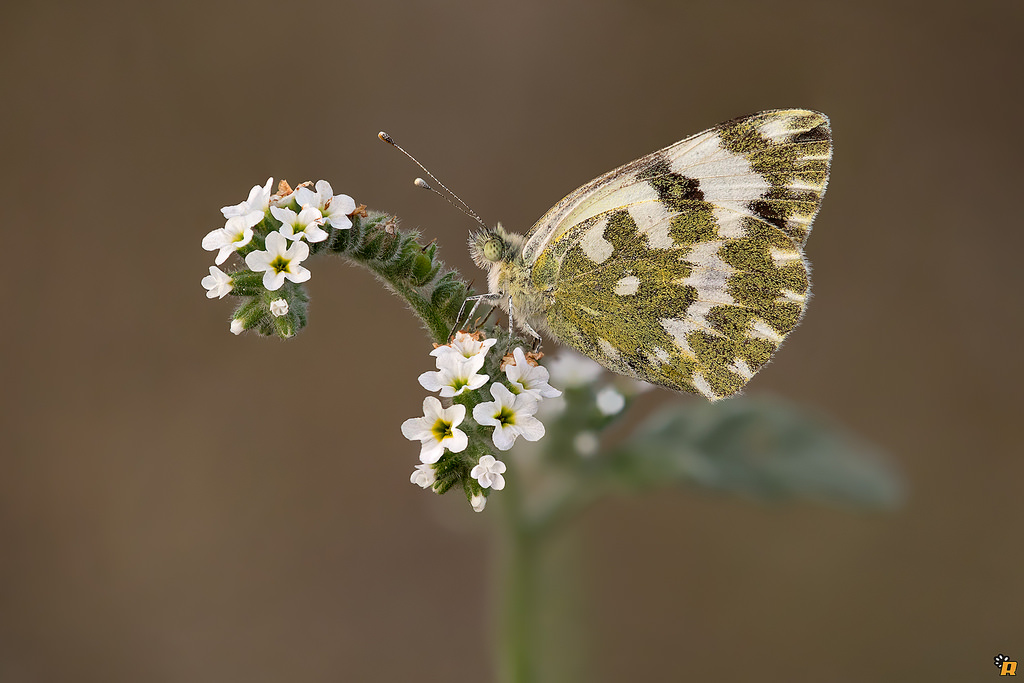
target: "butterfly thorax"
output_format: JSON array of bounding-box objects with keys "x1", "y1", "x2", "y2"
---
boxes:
[{"x1": 469, "y1": 225, "x2": 552, "y2": 334}]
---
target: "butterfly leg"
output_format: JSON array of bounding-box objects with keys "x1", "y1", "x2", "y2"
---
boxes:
[
  {"x1": 529, "y1": 332, "x2": 543, "y2": 353},
  {"x1": 450, "y1": 293, "x2": 503, "y2": 341}
]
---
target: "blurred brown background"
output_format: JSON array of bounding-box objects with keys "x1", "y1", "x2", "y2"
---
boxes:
[{"x1": 2, "y1": 0, "x2": 1021, "y2": 680}]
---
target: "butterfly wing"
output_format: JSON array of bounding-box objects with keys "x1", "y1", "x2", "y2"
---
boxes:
[{"x1": 527, "y1": 110, "x2": 832, "y2": 399}]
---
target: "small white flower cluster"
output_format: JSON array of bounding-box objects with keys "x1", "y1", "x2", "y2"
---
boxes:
[
  {"x1": 200, "y1": 178, "x2": 357, "y2": 333},
  {"x1": 401, "y1": 333, "x2": 562, "y2": 512}
]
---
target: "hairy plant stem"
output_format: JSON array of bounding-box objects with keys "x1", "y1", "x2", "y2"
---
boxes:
[
  {"x1": 375, "y1": 275, "x2": 450, "y2": 343},
  {"x1": 327, "y1": 212, "x2": 468, "y2": 346},
  {"x1": 495, "y1": 469, "x2": 585, "y2": 683},
  {"x1": 496, "y1": 465, "x2": 539, "y2": 683}
]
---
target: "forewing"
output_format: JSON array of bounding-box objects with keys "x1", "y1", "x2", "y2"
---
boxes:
[{"x1": 522, "y1": 109, "x2": 832, "y2": 264}]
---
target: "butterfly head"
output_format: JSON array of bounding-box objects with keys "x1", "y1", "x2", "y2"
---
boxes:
[{"x1": 468, "y1": 223, "x2": 524, "y2": 270}]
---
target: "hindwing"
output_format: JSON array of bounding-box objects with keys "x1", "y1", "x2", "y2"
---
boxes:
[{"x1": 527, "y1": 110, "x2": 831, "y2": 399}]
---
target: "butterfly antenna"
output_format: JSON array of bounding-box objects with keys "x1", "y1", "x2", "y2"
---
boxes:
[
  {"x1": 413, "y1": 178, "x2": 488, "y2": 230},
  {"x1": 378, "y1": 131, "x2": 489, "y2": 230}
]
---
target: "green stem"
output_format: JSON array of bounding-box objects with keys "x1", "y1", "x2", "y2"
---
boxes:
[
  {"x1": 376, "y1": 276, "x2": 451, "y2": 344},
  {"x1": 497, "y1": 477, "x2": 539, "y2": 683},
  {"x1": 326, "y1": 212, "x2": 468, "y2": 345},
  {"x1": 496, "y1": 489, "x2": 586, "y2": 683}
]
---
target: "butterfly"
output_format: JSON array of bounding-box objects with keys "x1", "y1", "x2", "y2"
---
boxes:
[{"x1": 464, "y1": 109, "x2": 832, "y2": 401}]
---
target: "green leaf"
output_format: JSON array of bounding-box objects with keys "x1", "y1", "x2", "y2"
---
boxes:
[{"x1": 601, "y1": 396, "x2": 902, "y2": 508}]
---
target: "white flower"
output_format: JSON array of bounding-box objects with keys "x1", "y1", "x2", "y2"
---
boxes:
[
  {"x1": 547, "y1": 351, "x2": 605, "y2": 388},
  {"x1": 573, "y1": 431, "x2": 600, "y2": 457},
  {"x1": 431, "y1": 331, "x2": 497, "y2": 365},
  {"x1": 419, "y1": 352, "x2": 489, "y2": 397},
  {"x1": 287, "y1": 180, "x2": 357, "y2": 230},
  {"x1": 269, "y1": 298, "x2": 289, "y2": 317},
  {"x1": 221, "y1": 177, "x2": 273, "y2": 227},
  {"x1": 314, "y1": 180, "x2": 357, "y2": 230},
  {"x1": 470, "y1": 494, "x2": 487, "y2": 512},
  {"x1": 269, "y1": 180, "x2": 301, "y2": 210},
  {"x1": 470, "y1": 455, "x2": 506, "y2": 490},
  {"x1": 504, "y1": 347, "x2": 562, "y2": 399},
  {"x1": 244, "y1": 231, "x2": 311, "y2": 291},
  {"x1": 230, "y1": 318, "x2": 245, "y2": 335},
  {"x1": 410, "y1": 464, "x2": 436, "y2": 489},
  {"x1": 270, "y1": 205, "x2": 329, "y2": 243},
  {"x1": 202, "y1": 216, "x2": 254, "y2": 265},
  {"x1": 596, "y1": 387, "x2": 626, "y2": 416},
  {"x1": 292, "y1": 183, "x2": 321, "y2": 211},
  {"x1": 472, "y1": 383, "x2": 545, "y2": 451},
  {"x1": 401, "y1": 397, "x2": 468, "y2": 464},
  {"x1": 201, "y1": 266, "x2": 233, "y2": 299}
]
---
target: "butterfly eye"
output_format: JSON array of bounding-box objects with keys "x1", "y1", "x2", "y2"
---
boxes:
[{"x1": 482, "y1": 237, "x2": 504, "y2": 262}]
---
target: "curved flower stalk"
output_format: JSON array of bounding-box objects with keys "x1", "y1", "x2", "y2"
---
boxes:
[{"x1": 199, "y1": 177, "x2": 473, "y2": 342}]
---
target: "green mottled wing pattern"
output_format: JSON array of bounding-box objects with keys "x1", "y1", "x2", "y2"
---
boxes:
[{"x1": 527, "y1": 110, "x2": 832, "y2": 400}]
